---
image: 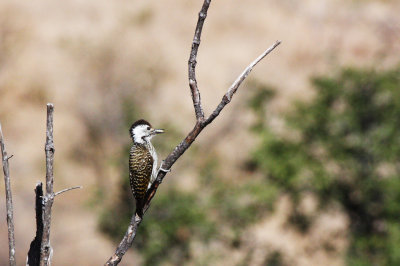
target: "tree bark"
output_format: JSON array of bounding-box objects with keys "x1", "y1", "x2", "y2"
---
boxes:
[{"x1": 39, "y1": 103, "x2": 55, "y2": 266}]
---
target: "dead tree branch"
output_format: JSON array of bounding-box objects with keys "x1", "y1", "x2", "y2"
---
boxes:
[
  {"x1": 22, "y1": 104, "x2": 82, "y2": 266},
  {"x1": 39, "y1": 103, "x2": 55, "y2": 266},
  {"x1": 25, "y1": 104, "x2": 82, "y2": 266},
  {"x1": 0, "y1": 123, "x2": 16, "y2": 266},
  {"x1": 188, "y1": 0, "x2": 209, "y2": 121},
  {"x1": 105, "y1": 0, "x2": 281, "y2": 264}
]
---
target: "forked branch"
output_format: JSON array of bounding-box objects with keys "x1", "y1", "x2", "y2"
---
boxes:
[
  {"x1": 105, "y1": 0, "x2": 281, "y2": 264},
  {"x1": 23, "y1": 104, "x2": 82, "y2": 266}
]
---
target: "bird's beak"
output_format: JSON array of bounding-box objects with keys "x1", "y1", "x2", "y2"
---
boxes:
[{"x1": 152, "y1": 128, "x2": 164, "y2": 135}]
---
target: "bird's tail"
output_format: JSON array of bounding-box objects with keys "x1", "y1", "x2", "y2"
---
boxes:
[{"x1": 135, "y1": 198, "x2": 144, "y2": 218}]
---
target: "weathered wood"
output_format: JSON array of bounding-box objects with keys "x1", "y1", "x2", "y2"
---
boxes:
[{"x1": 0, "y1": 123, "x2": 16, "y2": 266}]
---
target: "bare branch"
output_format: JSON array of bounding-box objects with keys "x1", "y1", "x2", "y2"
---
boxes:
[
  {"x1": 189, "y1": 80, "x2": 204, "y2": 121},
  {"x1": 22, "y1": 105, "x2": 81, "y2": 266},
  {"x1": 45, "y1": 103, "x2": 55, "y2": 195},
  {"x1": 188, "y1": 0, "x2": 210, "y2": 121},
  {"x1": 39, "y1": 103, "x2": 55, "y2": 266},
  {"x1": 0, "y1": 122, "x2": 16, "y2": 266},
  {"x1": 106, "y1": 1, "x2": 280, "y2": 264},
  {"x1": 105, "y1": 214, "x2": 142, "y2": 266},
  {"x1": 145, "y1": 41, "x2": 281, "y2": 210},
  {"x1": 54, "y1": 186, "x2": 82, "y2": 197},
  {"x1": 204, "y1": 40, "x2": 281, "y2": 125}
]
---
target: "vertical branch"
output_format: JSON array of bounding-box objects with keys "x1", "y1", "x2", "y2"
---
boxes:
[
  {"x1": 188, "y1": 0, "x2": 210, "y2": 121},
  {"x1": 45, "y1": 103, "x2": 55, "y2": 194},
  {"x1": 0, "y1": 123, "x2": 16, "y2": 266},
  {"x1": 39, "y1": 103, "x2": 55, "y2": 266}
]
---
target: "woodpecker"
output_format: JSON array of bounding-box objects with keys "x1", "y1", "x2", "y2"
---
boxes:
[{"x1": 129, "y1": 119, "x2": 165, "y2": 217}]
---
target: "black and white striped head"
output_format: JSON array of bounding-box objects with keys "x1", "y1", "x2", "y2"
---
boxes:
[{"x1": 130, "y1": 119, "x2": 164, "y2": 144}]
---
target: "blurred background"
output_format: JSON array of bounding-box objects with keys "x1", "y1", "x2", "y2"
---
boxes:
[{"x1": 0, "y1": 0, "x2": 400, "y2": 265}]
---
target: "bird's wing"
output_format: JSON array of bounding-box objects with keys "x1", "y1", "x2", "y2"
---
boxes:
[{"x1": 129, "y1": 144, "x2": 154, "y2": 200}]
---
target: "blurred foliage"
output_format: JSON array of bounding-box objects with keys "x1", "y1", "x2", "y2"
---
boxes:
[
  {"x1": 249, "y1": 66, "x2": 400, "y2": 265},
  {"x1": 99, "y1": 102, "x2": 215, "y2": 265},
  {"x1": 200, "y1": 155, "x2": 278, "y2": 238},
  {"x1": 100, "y1": 109, "x2": 278, "y2": 264},
  {"x1": 134, "y1": 190, "x2": 215, "y2": 266},
  {"x1": 264, "y1": 250, "x2": 286, "y2": 266},
  {"x1": 98, "y1": 99, "x2": 141, "y2": 236},
  {"x1": 100, "y1": 187, "x2": 215, "y2": 266},
  {"x1": 100, "y1": 151, "x2": 278, "y2": 264}
]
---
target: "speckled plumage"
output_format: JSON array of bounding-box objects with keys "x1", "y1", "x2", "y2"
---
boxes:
[
  {"x1": 129, "y1": 143, "x2": 154, "y2": 216},
  {"x1": 129, "y1": 119, "x2": 163, "y2": 217}
]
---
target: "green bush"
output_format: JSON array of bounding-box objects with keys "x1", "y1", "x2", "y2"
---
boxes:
[
  {"x1": 99, "y1": 101, "x2": 215, "y2": 265},
  {"x1": 249, "y1": 66, "x2": 400, "y2": 265},
  {"x1": 200, "y1": 155, "x2": 278, "y2": 234},
  {"x1": 100, "y1": 129, "x2": 278, "y2": 264},
  {"x1": 100, "y1": 186, "x2": 215, "y2": 266},
  {"x1": 134, "y1": 190, "x2": 215, "y2": 266}
]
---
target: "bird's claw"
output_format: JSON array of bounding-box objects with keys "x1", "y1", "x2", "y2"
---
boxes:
[
  {"x1": 158, "y1": 161, "x2": 171, "y2": 173},
  {"x1": 159, "y1": 167, "x2": 171, "y2": 173}
]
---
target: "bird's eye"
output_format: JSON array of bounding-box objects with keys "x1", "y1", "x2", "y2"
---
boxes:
[{"x1": 147, "y1": 126, "x2": 150, "y2": 130}]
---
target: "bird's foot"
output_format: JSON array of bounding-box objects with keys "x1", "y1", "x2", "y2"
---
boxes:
[{"x1": 158, "y1": 161, "x2": 171, "y2": 173}]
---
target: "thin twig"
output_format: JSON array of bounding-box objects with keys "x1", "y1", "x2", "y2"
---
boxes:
[
  {"x1": 0, "y1": 122, "x2": 16, "y2": 266},
  {"x1": 204, "y1": 40, "x2": 281, "y2": 125},
  {"x1": 105, "y1": 1, "x2": 280, "y2": 264},
  {"x1": 54, "y1": 186, "x2": 82, "y2": 197},
  {"x1": 39, "y1": 103, "x2": 55, "y2": 266}
]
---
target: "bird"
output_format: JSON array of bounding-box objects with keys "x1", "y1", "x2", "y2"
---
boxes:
[{"x1": 129, "y1": 119, "x2": 165, "y2": 217}]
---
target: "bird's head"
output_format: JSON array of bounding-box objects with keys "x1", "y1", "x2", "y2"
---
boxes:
[{"x1": 130, "y1": 119, "x2": 164, "y2": 144}]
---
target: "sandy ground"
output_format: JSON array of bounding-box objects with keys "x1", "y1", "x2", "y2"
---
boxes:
[{"x1": 0, "y1": 0, "x2": 399, "y2": 265}]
